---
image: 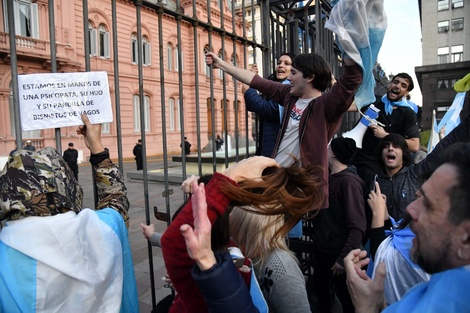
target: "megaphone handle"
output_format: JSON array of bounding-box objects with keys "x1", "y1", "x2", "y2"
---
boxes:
[{"x1": 358, "y1": 110, "x2": 385, "y2": 128}]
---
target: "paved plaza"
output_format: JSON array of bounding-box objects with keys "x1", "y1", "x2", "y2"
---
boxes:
[{"x1": 80, "y1": 155, "x2": 186, "y2": 312}]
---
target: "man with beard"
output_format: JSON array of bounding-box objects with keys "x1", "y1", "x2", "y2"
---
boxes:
[
  {"x1": 350, "y1": 73, "x2": 420, "y2": 186},
  {"x1": 344, "y1": 142, "x2": 470, "y2": 313}
]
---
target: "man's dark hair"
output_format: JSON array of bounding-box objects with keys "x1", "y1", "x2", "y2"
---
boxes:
[
  {"x1": 376, "y1": 133, "x2": 412, "y2": 171},
  {"x1": 292, "y1": 53, "x2": 332, "y2": 92},
  {"x1": 441, "y1": 142, "x2": 470, "y2": 225},
  {"x1": 392, "y1": 72, "x2": 414, "y2": 92}
]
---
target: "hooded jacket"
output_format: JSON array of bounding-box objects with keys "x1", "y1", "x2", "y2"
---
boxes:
[{"x1": 313, "y1": 166, "x2": 366, "y2": 265}]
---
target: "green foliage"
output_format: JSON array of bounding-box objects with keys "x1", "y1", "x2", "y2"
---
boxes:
[{"x1": 420, "y1": 130, "x2": 431, "y2": 148}]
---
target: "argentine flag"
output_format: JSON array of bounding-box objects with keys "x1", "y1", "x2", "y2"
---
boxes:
[
  {"x1": 326, "y1": 0, "x2": 387, "y2": 108},
  {"x1": 437, "y1": 92, "x2": 466, "y2": 136},
  {"x1": 428, "y1": 110, "x2": 440, "y2": 153}
]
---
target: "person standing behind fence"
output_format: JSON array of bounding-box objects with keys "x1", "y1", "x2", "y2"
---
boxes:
[
  {"x1": 215, "y1": 135, "x2": 224, "y2": 151},
  {"x1": 313, "y1": 137, "x2": 366, "y2": 313},
  {"x1": 133, "y1": 139, "x2": 143, "y2": 170},
  {"x1": 181, "y1": 137, "x2": 191, "y2": 155},
  {"x1": 63, "y1": 142, "x2": 79, "y2": 180},
  {"x1": 243, "y1": 53, "x2": 295, "y2": 157},
  {"x1": 24, "y1": 140, "x2": 36, "y2": 152}
]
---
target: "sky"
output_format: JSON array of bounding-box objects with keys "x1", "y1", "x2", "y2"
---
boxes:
[{"x1": 377, "y1": 0, "x2": 423, "y2": 106}]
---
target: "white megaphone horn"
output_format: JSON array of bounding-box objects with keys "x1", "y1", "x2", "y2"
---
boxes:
[{"x1": 342, "y1": 105, "x2": 382, "y2": 149}]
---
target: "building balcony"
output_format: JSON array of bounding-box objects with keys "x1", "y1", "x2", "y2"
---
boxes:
[
  {"x1": 0, "y1": 32, "x2": 50, "y2": 59},
  {"x1": 0, "y1": 32, "x2": 77, "y2": 68}
]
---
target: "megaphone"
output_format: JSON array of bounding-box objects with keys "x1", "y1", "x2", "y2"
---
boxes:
[{"x1": 343, "y1": 105, "x2": 381, "y2": 149}]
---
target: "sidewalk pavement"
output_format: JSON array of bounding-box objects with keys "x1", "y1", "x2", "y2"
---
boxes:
[{"x1": 79, "y1": 156, "x2": 186, "y2": 312}]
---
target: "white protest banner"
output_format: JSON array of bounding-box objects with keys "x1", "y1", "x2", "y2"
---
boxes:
[{"x1": 18, "y1": 71, "x2": 113, "y2": 131}]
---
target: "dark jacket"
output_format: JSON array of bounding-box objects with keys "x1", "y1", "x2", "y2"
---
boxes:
[
  {"x1": 192, "y1": 251, "x2": 259, "y2": 313},
  {"x1": 244, "y1": 88, "x2": 281, "y2": 157},
  {"x1": 250, "y1": 63, "x2": 363, "y2": 208},
  {"x1": 353, "y1": 97, "x2": 420, "y2": 185},
  {"x1": 378, "y1": 113, "x2": 470, "y2": 220},
  {"x1": 313, "y1": 166, "x2": 366, "y2": 265},
  {"x1": 132, "y1": 144, "x2": 142, "y2": 159},
  {"x1": 63, "y1": 148, "x2": 78, "y2": 167}
]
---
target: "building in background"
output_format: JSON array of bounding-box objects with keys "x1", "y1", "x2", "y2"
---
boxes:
[
  {"x1": 0, "y1": 0, "x2": 249, "y2": 159},
  {"x1": 415, "y1": 0, "x2": 469, "y2": 130}
]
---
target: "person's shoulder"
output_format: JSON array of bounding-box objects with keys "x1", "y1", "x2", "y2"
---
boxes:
[{"x1": 264, "y1": 249, "x2": 300, "y2": 273}]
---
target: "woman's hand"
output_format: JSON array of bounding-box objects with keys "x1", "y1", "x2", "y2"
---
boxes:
[{"x1": 180, "y1": 181, "x2": 217, "y2": 271}]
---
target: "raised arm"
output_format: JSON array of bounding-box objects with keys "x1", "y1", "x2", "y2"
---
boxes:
[
  {"x1": 205, "y1": 52, "x2": 256, "y2": 85},
  {"x1": 76, "y1": 114, "x2": 130, "y2": 225},
  {"x1": 367, "y1": 182, "x2": 388, "y2": 259}
]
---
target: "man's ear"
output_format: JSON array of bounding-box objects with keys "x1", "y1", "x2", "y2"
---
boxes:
[
  {"x1": 307, "y1": 74, "x2": 315, "y2": 83},
  {"x1": 457, "y1": 221, "x2": 470, "y2": 260}
]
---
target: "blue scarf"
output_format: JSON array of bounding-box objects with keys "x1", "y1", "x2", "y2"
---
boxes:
[{"x1": 382, "y1": 95, "x2": 415, "y2": 115}]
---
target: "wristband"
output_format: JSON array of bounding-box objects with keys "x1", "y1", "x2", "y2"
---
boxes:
[{"x1": 89, "y1": 148, "x2": 109, "y2": 165}]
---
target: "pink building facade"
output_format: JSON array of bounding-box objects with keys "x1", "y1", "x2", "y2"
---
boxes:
[{"x1": 0, "y1": 0, "x2": 250, "y2": 161}]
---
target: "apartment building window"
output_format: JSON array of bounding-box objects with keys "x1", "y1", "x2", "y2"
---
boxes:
[
  {"x1": 3, "y1": 0, "x2": 39, "y2": 38},
  {"x1": 438, "y1": 47, "x2": 449, "y2": 64},
  {"x1": 168, "y1": 98, "x2": 181, "y2": 131},
  {"x1": 451, "y1": 45, "x2": 463, "y2": 62},
  {"x1": 9, "y1": 85, "x2": 40, "y2": 138},
  {"x1": 177, "y1": 98, "x2": 181, "y2": 130},
  {"x1": 438, "y1": 0, "x2": 449, "y2": 11},
  {"x1": 102, "y1": 122, "x2": 110, "y2": 134},
  {"x1": 132, "y1": 34, "x2": 151, "y2": 65},
  {"x1": 452, "y1": 0, "x2": 463, "y2": 8},
  {"x1": 88, "y1": 23, "x2": 109, "y2": 58},
  {"x1": 175, "y1": 45, "x2": 183, "y2": 72},
  {"x1": 88, "y1": 23, "x2": 97, "y2": 56},
  {"x1": 218, "y1": 50, "x2": 224, "y2": 79},
  {"x1": 437, "y1": 21, "x2": 449, "y2": 33},
  {"x1": 438, "y1": 79, "x2": 449, "y2": 89},
  {"x1": 169, "y1": 98, "x2": 175, "y2": 130},
  {"x1": 452, "y1": 18, "x2": 464, "y2": 31},
  {"x1": 133, "y1": 95, "x2": 151, "y2": 132},
  {"x1": 98, "y1": 25, "x2": 110, "y2": 58},
  {"x1": 204, "y1": 45, "x2": 211, "y2": 76},
  {"x1": 142, "y1": 36, "x2": 151, "y2": 65},
  {"x1": 167, "y1": 44, "x2": 173, "y2": 70}
]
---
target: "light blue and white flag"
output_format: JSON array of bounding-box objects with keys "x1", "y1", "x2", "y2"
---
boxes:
[
  {"x1": 437, "y1": 92, "x2": 465, "y2": 136},
  {"x1": 427, "y1": 110, "x2": 439, "y2": 153},
  {"x1": 325, "y1": 0, "x2": 387, "y2": 109}
]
